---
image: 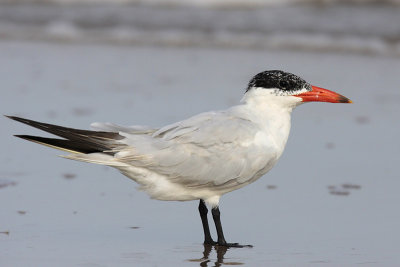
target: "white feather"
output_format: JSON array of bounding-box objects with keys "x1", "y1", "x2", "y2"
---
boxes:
[{"x1": 64, "y1": 88, "x2": 303, "y2": 206}]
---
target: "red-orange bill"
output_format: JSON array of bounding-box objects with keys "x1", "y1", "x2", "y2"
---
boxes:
[{"x1": 296, "y1": 86, "x2": 352, "y2": 103}]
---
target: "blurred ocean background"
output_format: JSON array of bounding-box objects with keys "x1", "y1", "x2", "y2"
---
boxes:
[
  {"x1": 1, "y1": 0, "x2": 400, "y2": 56},
  {"x1": 1, "y1": 1, "x2": 400, "y2": 266}
]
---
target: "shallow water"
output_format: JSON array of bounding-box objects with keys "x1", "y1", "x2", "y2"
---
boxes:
[
  {"x1": 1, "y1": 41, "x2": 400, "y2": 266},
  {"x1": 1, "y1": 3, "x2": 400, "y2": 57}
]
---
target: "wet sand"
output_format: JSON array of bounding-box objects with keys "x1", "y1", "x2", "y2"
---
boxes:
[{"x1": 1, "y1": 41, "x2": 400, "y2": 266}]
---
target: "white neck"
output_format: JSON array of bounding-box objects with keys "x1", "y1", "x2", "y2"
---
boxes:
[
  {"x1": 237, "y1": 88, "x2": 303, "y2": 154},
  {"x1": 241, "y1": 87, "x2": 302, "y2": 112}
]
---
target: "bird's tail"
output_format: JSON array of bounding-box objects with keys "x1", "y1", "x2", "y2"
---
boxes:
[{"x1": 6, "y1": 116, "x2": 125, "y2": 160}]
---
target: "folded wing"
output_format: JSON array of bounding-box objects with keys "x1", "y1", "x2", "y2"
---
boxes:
[
  {"x1": 8, "y1": 112, "x2": 276, "y2": 189},
  {"x1": 113, "y1": 111, "x2": 275, "y2": 188}
]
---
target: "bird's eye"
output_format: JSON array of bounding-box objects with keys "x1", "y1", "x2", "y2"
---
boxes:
[{"x1": 279, "y1": 80, "x2": 289, "y2": 88}]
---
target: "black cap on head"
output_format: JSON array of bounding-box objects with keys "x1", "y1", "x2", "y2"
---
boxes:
[{"x1": 246, "y1": 70, "x2": 311, "y2": 94}]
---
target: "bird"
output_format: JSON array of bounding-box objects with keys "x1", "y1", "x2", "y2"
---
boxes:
[{"x1": 6, "y1": 70, "x2": 351, "y2": 247}]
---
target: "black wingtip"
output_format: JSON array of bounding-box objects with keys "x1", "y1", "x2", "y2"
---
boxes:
[
  {"x1": 13, "y1": 135, "x2": 40, "y2": 143},
  {"x1": 12, "y1": 134, "x2": 104, "y2": 154},
  {"x1": 5, "y1": 115, "x2": 32, "y2": 125},
  {"x1": 5, "y1": 115, "x2": 33, "y2": 124},
  {"x1": 14, "y1": 134, "x2": 31, "y2": 140},
  {"x1": 8, "y1": 116, "x2": 123, "y2": 154}
]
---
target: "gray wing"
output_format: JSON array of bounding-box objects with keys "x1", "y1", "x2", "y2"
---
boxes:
[
  {"x1": 91, "y1": 122, "x2": 157, "y2": 135},
  {"x1": 114, "y1": 111, "x2": 278, "y2": 188}
]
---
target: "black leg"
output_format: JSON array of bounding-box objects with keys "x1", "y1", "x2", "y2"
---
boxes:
[
  {"x1": 211, "y1": 206, "x2": 253, "y2": 248},
  {"x1": 211, "y1": 206, "x2": 228, "y2": 245},
  {"x1": 198, "y1": 200, "x2": 216, "y2": 245}
]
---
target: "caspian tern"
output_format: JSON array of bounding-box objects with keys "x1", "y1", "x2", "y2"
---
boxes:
[{"x1": 7, "y1": 70, "x2": 351, "y2": 247}]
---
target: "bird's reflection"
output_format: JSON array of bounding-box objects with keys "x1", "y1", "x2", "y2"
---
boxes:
[{"x1": 188, "y1": 244, "x2": 243, "y2": 267}]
